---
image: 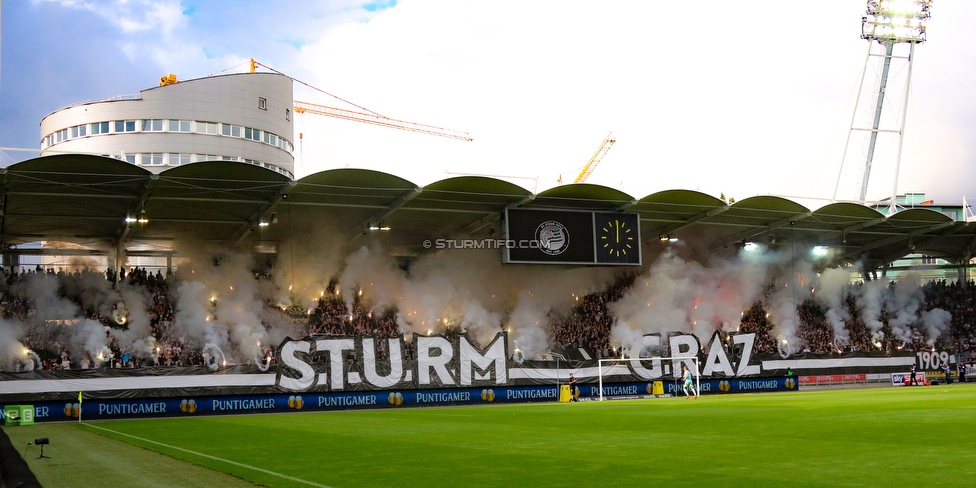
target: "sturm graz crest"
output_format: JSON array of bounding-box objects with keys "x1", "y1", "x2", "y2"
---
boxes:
[{"x1": 535, "y1": 220, "x2": 569, "y2": 255}]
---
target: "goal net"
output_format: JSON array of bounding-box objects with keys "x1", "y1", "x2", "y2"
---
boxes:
[{"x1": 596, "y1": 356, "x2": 700, "y2": 401}]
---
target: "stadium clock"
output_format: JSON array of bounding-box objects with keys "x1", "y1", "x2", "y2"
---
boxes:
[{"x1": 595, "y1": 212, "x2": 640, "y2": 264}]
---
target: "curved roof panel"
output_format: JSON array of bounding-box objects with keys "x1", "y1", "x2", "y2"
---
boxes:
[
  {"x1": 729, "y1": 195, "x2": 811, "y2": 214},
  {"x1": 529, "y1": 183, "x2": 634, "y2": 210},
  {"x1": 640, "y1": 189, "x2": 726, "y2": 207},
  {"x1": 128, "y1": 162, "x2": 293, "y2": 243},
  {"x1": 631, "y1": 190, "x2": 726, "y2": 238},
  {"x1": 812, "y1": 202, "x2": 886, "y2": 223},
  {"x1": 297, "y1": 168, "x2": 416, "y2": 189},
  {"x1": 1, "y1": 155, "x2": 153, "y2": 245},
  {"x1": 416, "y1": 176, "x2": 531, "y2": 209},
  {"x1": 885, "y1": 208, "x2": 954, "y2": 225},
  {"x1": 289, "y1": 168, "x2": 416, "y2": 210}
]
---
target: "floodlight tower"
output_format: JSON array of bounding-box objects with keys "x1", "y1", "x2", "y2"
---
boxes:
[{"x1": 833, "y1": 0, "x2": 932, "y2": 210}]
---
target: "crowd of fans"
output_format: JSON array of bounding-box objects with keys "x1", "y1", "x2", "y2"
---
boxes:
[
  {"x1": 1, "y1": 266, "x2": 204, "y2": 370},
  {"x1": 547, "y1": 276, "x2": 634, "y2": 357},
  {"x1": 549, "y1": 279, "x2": 969, "y2": 357},
  {"x1": 2, "y1": 265, "x2": 974, "y2": 372}
]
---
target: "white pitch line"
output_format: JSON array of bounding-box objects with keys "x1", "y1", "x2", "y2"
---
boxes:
[{"x1": 85, "y1": 423, "x2": 331, "y2": 488}]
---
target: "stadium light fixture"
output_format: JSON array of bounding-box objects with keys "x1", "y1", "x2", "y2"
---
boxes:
[
  {"x1": 861, "y1": 0, "x2": 932, "y2": 43},
  {"x1": 743, "y1": 242, "x2": 759, "y2": 252},
  {"x1": 812, "y1": 246, "x2": 829, "y2": 257},
  {"x1": 258, "y1": 221, "x2": 270, "y2": 227},
  {"x1": 136, "y1": 210, "x2": 149, "y2": 224}
]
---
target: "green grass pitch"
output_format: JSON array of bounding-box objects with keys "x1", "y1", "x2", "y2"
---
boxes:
[{"x1": 6, "y1": 385, "x2": 976, "y2": 487}]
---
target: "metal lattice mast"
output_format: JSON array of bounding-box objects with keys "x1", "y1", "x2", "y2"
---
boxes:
[{"x1": 833, "y1": 0, "x2": 932, "y2": 208}]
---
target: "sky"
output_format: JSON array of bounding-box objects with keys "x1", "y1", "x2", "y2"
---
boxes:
[{"x1": 2, "y1": 0, "x2": 975, "y2": 209}]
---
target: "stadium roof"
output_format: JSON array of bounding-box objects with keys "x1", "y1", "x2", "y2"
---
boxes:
[{"x1": 2, "y1": 155, "x2": 975, "y2": 269}]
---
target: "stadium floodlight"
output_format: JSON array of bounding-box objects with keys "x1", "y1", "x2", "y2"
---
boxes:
[
  {"x1": 862, "y1": 0, "x2": 932, "y2": 43},
  {"x1": 834, "y1": 0, "x2": 932, "y2": 208}
]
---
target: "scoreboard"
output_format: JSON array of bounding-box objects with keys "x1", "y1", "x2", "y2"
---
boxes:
[{"x1": 503, "y1": 208, "x2": 641, "y2": 265}]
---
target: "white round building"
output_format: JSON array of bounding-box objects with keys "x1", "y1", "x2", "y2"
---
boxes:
[{"x1": 39, "y1": 72, "x2": 295, "y2": 177}]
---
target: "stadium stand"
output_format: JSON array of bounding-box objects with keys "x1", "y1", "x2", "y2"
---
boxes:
[{"x1": 1, "y1": 266, "x2": 971, "y2": 371}]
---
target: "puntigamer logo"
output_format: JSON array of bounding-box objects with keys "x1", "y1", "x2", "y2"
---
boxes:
[{"x1": 536, "y1": 220, "x2": 569, "y2": 255}]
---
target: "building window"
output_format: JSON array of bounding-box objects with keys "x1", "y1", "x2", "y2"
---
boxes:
[
  {"x1": 124, "y1": 154, "x2": 136, "y2": 164},
  {"x1": 232, "y1": 125, "x2": 241, "y2": 137},
  {"x1": 71, "y1": 126, "x2": 78, "y2": 138},
  {"x1": 142, "y1": 119, "x2": 163, "y2": 132},
  {"x1": 221, "y1": 123, "x2": 232, "y2": 136},
  {"x1": 921, "y1": 255, "x2": 938, "y2": 265},
  {"x1": 142, "y1": 153, "x2": 163, "y2": 165},
  {"x1": 90, "y1": 121, "x2": 109, "y2": 135},
  {"x1": 196, "y1": 121, "x2": 218, "y2": 134},
  {"x1": 168, "y1": 120, "x2": 191, "y2": 132},
  {"x1": 258, "y1": 97, "x2": 267, "y2": 110},
  {"x1": 78, "y1": 125, "x2": 87, "y2": 137},
  {"x1": 115, "y1": 120, "x2": 136, "y2": 133},
  {"x1": 166, "y1": 153, "x2": 191, "y2": 166},
  {"x1": 285, "y1": 108, "x2": 291, "y2": 121},
  {"x1": 244, "y1": 127, "x2": 261, "y2": 141}
]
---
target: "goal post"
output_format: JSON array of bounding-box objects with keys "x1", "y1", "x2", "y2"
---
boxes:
[{"x1": 596, "y1": 356, "x2": 700, "y2": 401}]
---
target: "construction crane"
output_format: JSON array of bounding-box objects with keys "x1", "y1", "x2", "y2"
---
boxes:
[
  {"x1": 250, "y1": 59, "x2": 471, "y2": 142},
  {"x1": 574, "y1": 132, "x2": 615, "y2": 183},
  {"x1": 292, "y1": 101, "x2": 471, "y2": 141}
]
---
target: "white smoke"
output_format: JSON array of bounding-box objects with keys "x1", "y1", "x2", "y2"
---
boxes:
[
  {"x1": 0, "y1": 319, "x2": 28, "y2": 366},
  {"x1": 816, "y1": 266, "x2": 853, "y2": 341},
  {"x1": 335, "y1": 243, "x2": 617, "y2": 356},
  {"x1": 609, "y1": 247, "x2": 785, "y2": 353}
]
